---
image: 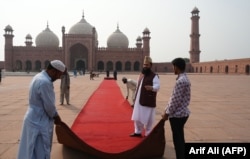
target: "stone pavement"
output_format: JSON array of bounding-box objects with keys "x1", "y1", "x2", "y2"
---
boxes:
[{"x1": 0, "y1": 73, "x2": 249, "y2": 159}]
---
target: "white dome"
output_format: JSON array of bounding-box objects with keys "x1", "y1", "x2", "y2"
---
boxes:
[
  {"x1": 107, "y1": 26, "x2": 129, "y2": 49},
  {"x1": 69, "y1": 14, "x2": 93, "y2": 35},
  {"x1": 35, "y1": 25, "x2": 59, "y2": 47}
]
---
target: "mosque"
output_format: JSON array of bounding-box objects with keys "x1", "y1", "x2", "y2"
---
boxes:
[{"x1": 1, "y1": 7, "x2": 250, "y2": 74}]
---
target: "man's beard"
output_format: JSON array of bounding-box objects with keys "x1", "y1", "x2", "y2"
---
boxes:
[{"x1": 141, "y1": 67, "x2": 151, "y2": 76}]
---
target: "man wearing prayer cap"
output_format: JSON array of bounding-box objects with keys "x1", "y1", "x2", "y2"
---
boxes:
[
  {"x1": 130, "y1": 56, "x2": 160, "y2": 137},
  {"x1": 17, "y1": 60, "x2": 65, "y2": 159}
]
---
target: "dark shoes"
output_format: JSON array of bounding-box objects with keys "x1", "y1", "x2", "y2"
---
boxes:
[{"x1": 130, "y1": 133, "x2": 142, "y2": 137}]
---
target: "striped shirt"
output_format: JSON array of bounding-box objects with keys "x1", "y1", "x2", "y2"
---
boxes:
[{"x1": 166, "y1": 73, "x2": 191, "y2": 118}]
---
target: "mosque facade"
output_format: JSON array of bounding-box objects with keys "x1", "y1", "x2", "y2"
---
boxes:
[
  {"x1": 1, "y1": 7, "x2": 250, "y2": 74},
  {"x1": 3, "y1": 13, "x2": 150, "y2": 73}
]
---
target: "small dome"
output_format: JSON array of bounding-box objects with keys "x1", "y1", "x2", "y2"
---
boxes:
[
  {"x1": 192, "y1": 7, "x2": 199, "y2": 13},
  {"x1": 107, "y1": 26, "x2": 129, "y2": 49},
  {"x1": 35, "y1": 25, "x2": 59, "y2": 47},
  {"x1": 143, "y1": 27, "x2": 150, "y2": 33},
  {"x1": 136, "y1": 36, "x2": 142, "y2": 41},
  {"x1": 69, "y1": 13, "x2": 93, "y2": 35},
  {"x1": 26, "y1": 34, "x2": 32, "y2": 39},
  {"x1": 4, "y1": 25, "x2": 13, "y2": 31}
]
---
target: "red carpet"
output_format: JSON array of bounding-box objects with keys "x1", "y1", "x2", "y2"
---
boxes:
[
  {"x1": 55, "y1": 79, "x2": 166, "y2": 159},
  {"x1": 71, "y1": 79, "x2": 141, "y2": 153}
]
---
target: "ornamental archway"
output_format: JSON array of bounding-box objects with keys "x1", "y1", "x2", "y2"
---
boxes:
[{"x1": 70, "y1": 43, "x2": 88, "y2": 71}]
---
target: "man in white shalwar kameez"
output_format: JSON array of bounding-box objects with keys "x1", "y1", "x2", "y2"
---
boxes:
[
  {"x1": 122, "y1": 77, "x2": 137, "y2": 107},
  {"x1": 130, "y1": 56, "x2": 160, "y2": 137},
  {"x1": 17, "y1": 60, "x2": 65, "y2": 159}
]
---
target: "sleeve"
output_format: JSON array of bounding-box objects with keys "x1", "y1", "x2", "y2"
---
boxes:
[
  {"x1": 165, "y1": 80, "x2": 184, "y2": 114},
  {"x1": 152, "y1": 75, "x2": 160, "y2": 92},
  {"x1": 40, "y1": 82, "x2": 58, "y2": 118}
]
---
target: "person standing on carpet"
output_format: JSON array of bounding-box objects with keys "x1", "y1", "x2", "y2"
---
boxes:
[
  {"x1": 122, "y1": 77, "x2": 137, "y2": 107},
  {"x1": 17, "y1": 60, "x2": 65, "y2": 159},
  {"x1": 60, "y1": 67, "x2": 70, "y2": 105},
  {"x1": 130, "y1": 56, "x2": 160, "y2": 137},
  {"x1": 162, "y1": 57, "x2": 191, "y2": 159}
]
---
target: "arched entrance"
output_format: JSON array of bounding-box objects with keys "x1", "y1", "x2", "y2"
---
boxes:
[
  {"x1": 134, "y1": 61, "x2": 140, "y2": 71},
  {"x1": 225, "y1": 66, "x2": 229, "y2": 74},
  {"x1": 70, "y1": 43, "x2": 88, "y2": 71},
  {"x1": 245, "y1": 65, "x2": 250, "y2": 75},
  {"x1": 115, "y1": 61, "x2": 122, "y2": 71},
  {"x1": 76, "y1": 60, "x2": 85, "y2": 71}
]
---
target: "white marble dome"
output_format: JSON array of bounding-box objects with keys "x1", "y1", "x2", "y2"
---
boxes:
[
  {"x1": 35, "y1": 25, "x2": 59, "y2": 47},
  {"x1": 69, "y1": 14, "x2": 93, "y2": 35},
  {"x1": 107, "y1": 26, "x2": 129, "y2": 49}
]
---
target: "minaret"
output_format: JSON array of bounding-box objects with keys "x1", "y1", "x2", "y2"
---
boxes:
[
  {"x1": 189, "y1": 7, "x2": 201, "y2": 63},
  {"x1": 25, "y1": 34, "x2": 33, "y2": 47},
  {"x1": 136, "y1": 36, "x2": 142, "y2": 49},
  {"x1": 142, "y1": 27, "x2": 151, "y2": 58},
  {"x1": 4, "y1": 25, "x2": 14, "y2": 71}
]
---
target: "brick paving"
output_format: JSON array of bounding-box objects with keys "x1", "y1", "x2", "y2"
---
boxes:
[{"x1": 0, "y1": 73, "x2": 249, "y2": 159}]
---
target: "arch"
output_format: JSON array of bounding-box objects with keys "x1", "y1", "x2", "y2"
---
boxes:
[
  {"x1": 44, "y1": 60, "x2": 50, "y2": 69},
  {"x1": 76, "y1": 60, "x2": 85, "y2": 71},
  {"x1": 15, "y1": 60, "x2": 22, "y2": 71},
  {"x1": 210, "y1": 66, "x2": 213, "y2": 73},
  {"x1": 70, "y1": 43, "x2": 88, "y2": 70},
  {"x1": 133, "y1": 61, "x2": 140, "y2": 71},
  {"x1": 125, "y1": 61, "x2": 131, "y2": 71},
  {"x1": 199, "y1": 67, "x2": 202, "y2": 73},
  {"x1": 164, "y1": 67, "x2": 168, "y2": 72},
  {"x1": 195, "y1": 67, "x2": 198, "y2": 73},
  {"x1": 35, "y1": 60, "x2": 42, "y2": 71},
  {"x1": 97, "y1": 61, "x2": 104, "y2": 71},
  {"x1": 25, "y1": 60, "x2": 32, "y2": 72},
  {"x1": 115, "y1": 61, "x2": 122, "y2": 71},
  {"x1": 245, "y1": 65, "x2": 250, "y2": 75},
  {"x1": 235, "y1": 65, "x2": 238, "y2": 73},
  {"x1": 106, "y1": 61, "x2": 113, "y2": 71},
  {"x1": 225, "y1": 66, "x2": 229, "y2": 74}
]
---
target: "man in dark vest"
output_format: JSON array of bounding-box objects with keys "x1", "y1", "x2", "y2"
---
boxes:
[{"x1": 130, "y1": 56, "x2": 160, "y2": 137}]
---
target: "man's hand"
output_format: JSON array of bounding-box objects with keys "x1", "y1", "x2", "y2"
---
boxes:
[
  {"x1": 54, "y1": 115, "x2": 62, "y2": 125},
  {"x1": 145, "y1": 85, "x2": 153, "y2": 91},
  {"x1": 161, "y1": 113, "x2": 169, "y2": 121}
]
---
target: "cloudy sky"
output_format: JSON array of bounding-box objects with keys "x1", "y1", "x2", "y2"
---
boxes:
[{"x1": 0, "y1": 0, "x2": 249, "y2": 62}]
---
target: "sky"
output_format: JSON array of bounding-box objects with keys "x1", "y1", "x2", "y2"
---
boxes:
[{"x1": 0, "y1": 0, "x2": 249, "y2": 62}]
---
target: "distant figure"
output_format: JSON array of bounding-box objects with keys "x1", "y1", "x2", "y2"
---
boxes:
[
  {"x1": 73, "y1": 69, "x2": 77, "y2": 77},
  {"x1": 82, "y1": 69, "x2": 85, "y2": 75},
  {"x1": 90, "y1": 70, "x2": 94, "y2": 80},
  {"x1": 122, "y1": 77, "x2": 137, "y2": 107},
  {"x1": 106, "y1": 70, "x2": 110, "y2": 78},
  {"x1": 113, "y1": 70, "x2": 117, "y2": 80},
  {"x1": 60, "y1": 68, "x2": 70, "y2": 105}
]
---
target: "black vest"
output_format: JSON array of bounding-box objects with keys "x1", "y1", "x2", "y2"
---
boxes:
[{"x1": 139, "y1": 71, "x2": 157, "y2": 107}]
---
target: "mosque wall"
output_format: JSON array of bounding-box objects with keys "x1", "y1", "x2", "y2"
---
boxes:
[{"x1": 190, "y1": 58, "x2": 250, "y2": 74}]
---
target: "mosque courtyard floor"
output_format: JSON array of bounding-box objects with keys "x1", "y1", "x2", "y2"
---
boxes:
[{"x1": 0, "y1": 73, "x2": 249, "y2": 159}]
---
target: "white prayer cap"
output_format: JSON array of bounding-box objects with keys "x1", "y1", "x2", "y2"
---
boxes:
[{"x1": 50, "y1": 60, "x2": 65, "y2": 72}]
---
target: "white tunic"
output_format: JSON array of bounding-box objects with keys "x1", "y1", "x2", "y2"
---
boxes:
[
  {"x1": 17, "y1": 71, "x2": 58, "y2": 159},
  {"x1": 131, "y1": 75, "x2": 160, "y2": 125}
]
